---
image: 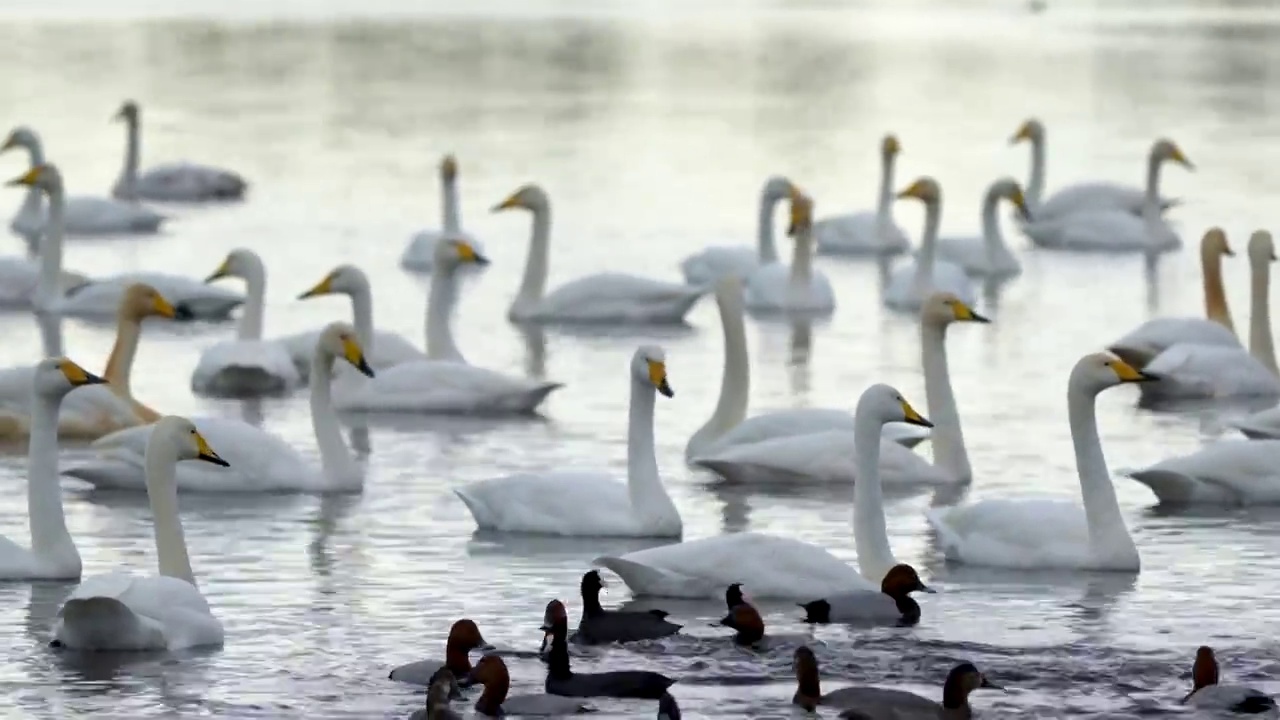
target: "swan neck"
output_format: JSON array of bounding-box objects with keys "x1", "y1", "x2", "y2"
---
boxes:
[
  {"x1": 119, "y1": 115, "x2": 140, "y2": 199},
  {"x1": 36, "y1": 186, "x2": 65, "y2": 310},
  {"x1": 143, "y1": 441, "x2": 196, "y2": 586},
  {"x1": 756, "y1": 191, "x2": 780, "y2": 265},
  {"x1": 28, "y1": 393, "x2": 76, "y2": 563},
  {"x1": 1249, "y1": 257, "x2": 1278, "y2": 375},
  {"x1": 513, "y1": 204, "x2": 551, "y2": 311},
  {"x1": 704, "y1": 297, "x2": 749, "y2": 439},
  {"x1": 874, "y1": 153, "x2": 895, "y2": 229},
  {"x1": 311, "y1": 352, "x2": 357, "y2": 489},
  {"x1": 626, "y1": 378, "x2": 677, "y2": 531},
  {"x1": 1202, "y1": 249, "x2": 1234, "y2": 334},
  {"x1": 104, "y1": 315, "x2": 143, "y2": 397},
  {"x1": 1067, "y1": 383, "x2": 1135, "y2": 563},
  {"x1": 922, "y1": 322, "x2": 970, "y2": 482},
  {"x1": 426, "y1": 262, "x2": 464, "y2": 362},
  {"x1": 349, "y1": 284, "x2": 375, "y2": 351},
  {"x1": 852, "y1": 407, "x2": 897, "y2": 584},
  {"x1": 1142, "y1": 153, "x2": 1162, "y2": 213},
  {"x1": 1026, "y1": 135, "x2": 1046, "y2": 207},
  {"x1": 914, "y1": 198, "x2": 942, "y2": 283},
  {"x1": 980, "y1": 187, "x2": 1008, "y2": 260},
  {"x1": 17, "y1": 143, "x2": 43, "y2": 222},
  {"x1": 237, "y1": 265, "x2": 267, "y2": 341},
  {"x1": 442, "y1": 174, "x2": 461, "y2": 232},
  {"x1": 788, "y1": 225, "x2": 813, "y2": 290}
]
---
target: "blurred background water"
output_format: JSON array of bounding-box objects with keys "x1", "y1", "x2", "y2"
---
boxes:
[{"x1": 0, "y1": 0, "x2": 1279, "y2": 717}]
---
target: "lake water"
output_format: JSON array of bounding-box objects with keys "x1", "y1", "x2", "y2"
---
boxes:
[{"x1": 0, "y1": 0, "x2": 1279, "y2": 717}]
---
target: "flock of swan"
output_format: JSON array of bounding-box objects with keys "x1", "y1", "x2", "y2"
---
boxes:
[{"x1": 0, "y1": 104, "x2": 1276, "y2": 718}]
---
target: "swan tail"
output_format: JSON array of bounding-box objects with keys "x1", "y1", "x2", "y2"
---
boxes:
[
  {"x1": 454, "y1": 488, "x2": 496, "y2": 529},
  {"x1": 592, "y1": 557, "x2": 690, "y2": 598},
  {"x1": 194, "y1": 367, "x2": 291, "y2": 398},
  {"x1": 511, "y1": 383, "x2": 563, "y2": 413},
  {"x1": 55, "y1": 597, "x2": 156, "y2": 651},
  {"x1": 1125, "y1": 468, "x2": 1231, "y2": 505},
  {"x1": 1106, "y1": 345, "x2": 1156, "y2": 369}
]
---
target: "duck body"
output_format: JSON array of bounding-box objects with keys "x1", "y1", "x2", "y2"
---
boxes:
[
  {"x1": 799, "y1": 593, "x2": 909, "y2": 625},
  {"x1": 546, "y1": 670, "x2": 674, "y2": 700},
  {"x1": 693, "y1": 430, "x2": 951, "y2": 487},
  {"x1": 572, "y1": 570, "x2": 681, "y2": 644}
]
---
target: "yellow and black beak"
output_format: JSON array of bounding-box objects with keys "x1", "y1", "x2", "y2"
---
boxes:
[
  {"x1": 901, "y1": 399, "x2": 934, "y2": 428},
  {"x1": 648, "y1": 360, "x2": 674, "y2": 398},
  {"x1": 299, "y1": 274, "x2": 334, "y2": 300},
  {"x1": 194, "y1": 431, "x2": 230, "y2": 467},
  {"x1": 204, "y1": 259, "x2": 232, "y2": 284},
  {"x1": 492, "y1": 192, "x2": 523, "y2": 212},
  {"x1": 341, "y1": 335, "x2": 376, "y2": 378},
  {"x1": 1110, "y1": 358, "x2": 1159, "y2": 383},
  {"x1": 59, "y1": 360, "x2": 107, "y2": 387},
  {"x1": 5, "y1": 166, "x2": 41, "y2": 187},
  {"x1": 953, "y1": 302, "x2": 990, "y2": 324}
]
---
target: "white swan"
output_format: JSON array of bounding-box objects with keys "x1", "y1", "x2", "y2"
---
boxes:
[
  {"x1": 2, "y1": 126, "x2": 164, "y2": 242},
  {"x1": 63, "y1": 323, "x2": 371, "y2": 493},
  {"x1": 1138, "y1": 230, "x2": 1279, "y2": 404},
  {"x1": 814, "y1": 134, "x2": 911, "y2": 257},
  {"x1": 743, "y1": 191, "x2": 836, "y2": 314},
  {"x1": 925, "y1": 353, "x2": 1150, "y2": 571},
  {"x1": 692, "y1": 292, "x2": 984, "y2": 487},
  {"x1": 684, "y1": 276, "x2": 750, "y2": 461},
  {"x1": 934, "y1": 177, "x2": 1027, "y2": 279},
  {"x1": 0, "y1": 283, "x2": 175, "y2": 440},
  {"x1": 0, "y1": 358, "x2": 106, "y2": 580},
  {"x1": 496, "y1": 184, "x2": 706, "y2": 323},
  {"x1": 594, "y1": 384, "x2": 933, "y2": 598},
  {"x1": 882, "y1": 177, "x2": 976, "y2": 312},
  {"x1": 51, "y1": 416, "x2": 228, "y2": 651},
  {"x1": 290, "y1": 264, "x2": 425, "y2": 379},
  {"x1": 330, "y1": 239, "x2": 562, "y2": 415},
  {"x1": 190, "y1": 249, "x2": 301, "y2": 397},
  {"x1": 1020, "y1": 139, "x2": 1192, "y2": 253},
  {"x1": 455, "y1": 345, "x2": 681, "y2": 537},
  {"x1": 1125, "y1": 437, "x2": 1280, "y2": 506},
  {"x1": 1107, "y1": 228, "x2": 1238, "y2": 369},
  {"x1": 679, "y1": 176, "x2": 798, "y2": 286},
  {"x1": 110, "y1": 100, "x2": 247, "y2": 202},
  {"x1": 6, "y1": 164, "x2": 244, "y2": 319},
  {"x1": 1011, "y1": 118, "x2": 1178, "y2": 222},
  {"x1": 399, "y1": 155, "x2": 487, "y2": 272}
]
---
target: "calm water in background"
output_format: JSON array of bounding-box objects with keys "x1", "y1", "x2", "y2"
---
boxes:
[{"x1": 0, "y1": 0, "x2": 1279, "y2": 717}]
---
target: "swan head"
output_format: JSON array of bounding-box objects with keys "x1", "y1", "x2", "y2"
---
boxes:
[
  {"x1": 440, "y1": 154, "x2": 458, "y2": 181},
  {"x1": 1201, "y1": 228, "x2": 1233, "y2": 260},
  {"x1": 433, "y1": 236, "x2": 490, "y2": 269},
  {"x1": 204, "y1": 248, "x2": 263, "y2": 284},
  {"x1": 153, "y1": 415, "x2": 230, "y2": 467},
  {"x1": 944, "y1": 663, "x2": 1003, "y2": 704},
  {"x1": 5, "y1": 163, "x2": 62, "y2": 195},
  {"x1": 988, "y1": 177, "x2": 1029, "y2": 220},
  {"x1": 1010, "y1": 118, "x2": 1044, "y2": 145},
  {"x1": 121, "y1": 283, "x2": 179, "y2": 321},
  {"x1": 540, "y1": 598, "x2": 568, "y2": 632},
  {"x1": 881, "y1": 134, "x2": 901, "y2": 157},
  {"x1": 633, "y1": 345, "x2": 674, "y2": 398},
  {"x1": 0, "y1": 126, "x2": 40, "y2": 156},
  {"x1": 922, "y1": 292, "x2": 989, "y2": 327},
  {"x1": 763, "y1": 175, "x2": 800, "y2": 203},
  {"x1": 1073, "y1": 353, "x2": 1159, "y2": 393},
  {"x1": 1151, "y1": 138, "x2": 1194, "y2": 170},
  {"x1": 880, "y1": 563, "x2": 935, "y2": 596},
  {"x1": 787, "y1": 191, "x2": 814, "y2": 237},
  {"x1": 114, "y1": 100, "x2": 139, "y2": 122},
  {"x1": 492, "y1": 184, "x2": 548, "y2": 213},
  {"x1": 317, "y1": 322, "x2": 375, "y2": 378},
  {"x1": 858, "y1": 383, "x2": 933, "y2": 428},
  {"x1": 34, "y1": 357, "x2": 106, "y2": 398},
  {"x1": 1247, "y1": 229, "x2": 1276, "y2": 264},
  {"x1": 895, "y1": 177, "x2": 941, "y2": 207},
  {"x1": 298, "y1": 264, "x2": 366, "y2": 300}
]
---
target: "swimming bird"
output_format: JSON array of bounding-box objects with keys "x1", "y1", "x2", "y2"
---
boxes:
[
  {"x1": 542, "y1": 599, "x2": 676, "y2": 699},
  {"x1": 1181, "y1": 646, "x2": 1276, "y2": 714},
  {"x1": 463, "y1": 655, "x2": 594, "y2": 716},
  {"x1": 408, "y1": 667, "x2": 463, "y2": 720},
  {"x1": 797, "y1": 563, "x2": 934, "y2": 626},
  {"x1": 834, "y1": 661, "x2": 1003, "y2": 719},
  {"x1": 400, "y1": 154, "x2": 487, "y2": 272},
  {"x1": 389, "y1": 618, "x2": 495, "y2": 686},
  {"x1": 717, "y1": 601, "x2": 765, "y2": 647},
  {"x1": 572, "y1": 570, "x2": 681, "y2": 644},
  {"x1": 111, "y1": 100, "x2": 248, "y2": 202}
]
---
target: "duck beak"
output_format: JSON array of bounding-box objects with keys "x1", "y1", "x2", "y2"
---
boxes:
[
  {"x1": 918, "y1": 583, "x2": 937, "y2": 594},
  {"x1": 981, "y1": 676, "x2": 1005, "y2": 691}
]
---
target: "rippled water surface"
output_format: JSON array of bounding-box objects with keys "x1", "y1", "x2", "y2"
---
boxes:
[{"x1": 2, "y1": 1, "x2": 1280, "y2": 717}]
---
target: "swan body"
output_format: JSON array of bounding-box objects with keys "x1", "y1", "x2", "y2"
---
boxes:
[
  {"x1": 814, "y1": 134, "x2": 911, "y2": 257},
  {"x1": 595, "y1": 384, "x2": 934, "y2": 597},
  {"x1": 925, "y1": 353, "x2": 1150, "y2": 571},
  {"x1": 52, "y1": 416, "x2": 229, "y2": 651},
  {"x1": 400, "y1": 155, "x2": 487, "y2": 272},
  {"x1": 1011, "y1": 118, "x2": 1178, "y2": 222},
  {"x1": 883, "y1": 177, "x2": 975, "y2": 311},
  {"x1": 1126, "y1": 439, "x2": 1280, "y2": 505},
  {"x1": 331, "y1": 239, "x2": 561, "y2": 414},
  {"x1": 1020, "y1": 138, "x2": 1192, "y2": 253},
  {"x1": 679, "y1": 176, "x2": 798, "y2": 285},
  {"x1": 933, "y1": 177, "x2": 1027, "y2": 278},
  {"x1": 191, "y1": 249, "x2": 301, "y2": 397},
  {"x1": 111, "y1": 100, "x2": 247, "y2": 202},
  {"x1": 0, "y1": 283, "x2": 175, "y2": 440},
  {"x1": 64, "y1": 323, "x2": 372, "y2": 494},
  {"x1": 2, "y1": 126, "x2": 164, "y2": 242},
  {"x1": 456, "y1": 346, "x2": 679, "y2": 537},
  {"x1": 1137, "y1": 230, "x2": 1279, "y2": 403},
  {"x1": 694, "y1": 409, "x2": 929, "y2": 460},
  {"x1": 1107, "y1": 229, "x2": 1237, "y2": 367},
  {"x1": 0, "y1": 359, "x2": 106, "y2": 580},
  {"x1": 497, "y1": 184, "x2": 705, "y2": 323},
  {"x1": 744, "y1": 191, "x2": 836, "y2": 314}
]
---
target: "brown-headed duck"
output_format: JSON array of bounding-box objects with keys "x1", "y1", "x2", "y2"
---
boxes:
[
  {"x1": 657, "y1": 692, "x2": 681, "y2": 719},
  {"x1": 408, "y1": 667, "x2": 463, "y2": 720},
  {"x1": 794, "y1": 647, "x2": 1001, "y2": 718},
  {"x1": 462, "y1": 654, "x2": 594, "y2": 716},
  {"x1": 571, "y1": 570, "x2": 681, "y2": 645},
  {"x1": 543, "y1": 599, "x2": 676, "y2": 699},
  {"x1": 718, "y1": 602, "x2": 765, "y2": 647},
  {"x1": 1181, "y1": 645, "x2": 1275, "y2": 714},
  {"x1": 389, "y1": 618, "x2": 495, "y2": 687},
  {"x1": 724, "y1": 582, "x2": 745, "y2": 611},
  {"x1": 798, "y1": 563, "x2": 935, "y2": 625}
]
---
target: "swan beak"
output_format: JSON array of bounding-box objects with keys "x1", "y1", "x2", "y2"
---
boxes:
[
  {"x1": 1010, "y1": 121, "x2": 1035, "y2": 144},
  {"x1": 455, "y1": 241, "x2": 489, "y2": 266},
  {"x1": 60, "y1": 360, "x2": 106, "y2": 386},
  {"x1": 0, "y1": 136, "x2": 16, "y2": 152},
  {"x1": 299, "y1": 274, "x2": 334, "y2": 300},
  {"x1": 648, "y1": 360, "x2": 674, "y2": 398},
  {"x1": 787, "y1": 193, "x2": 813, "y2": 237},
  {"x1": 152, "y1": 293, "x2": 178, "y2": 319},
  {"x1": 1171, "y1": 146, "x2": 1194, "y2": 170},
  {"x1": 1009, "y1": 189, "x2": 1031, "y2": 221},
  {"x1": 492, "y1": 192, "x2": 524, "y2": 212},
  {"x1": 204, "y1": 260, "x2": 231, "y2": 284},
  {"x1": 193, "y1": 431, "x2": 230, "y2": 467},
  {"x1": 1109, "y1": 358, "x2": 1158, "y2": 383},
  {"x1": 900, "y1": 399, "x2": 933, "y2": 428},
  {"x1": 895, "y1": 179, "x2": 929, "y2": 201},
  {"x1": 5, "y1": 167, "x2": 41, "y2": 187},
  {"x1": 341, "y1": 336, "x2": 376, "y2": 378},
  {"x1": 954, "y1": 302, "x2": 989, "y2": 324}
]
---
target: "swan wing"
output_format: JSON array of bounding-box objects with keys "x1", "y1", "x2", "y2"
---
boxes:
[
  {"x1": 595, "y1": 531, "x2": 872, "y2": 599},
  {"x1": 135, "y1": 161, "x2": 247, "y2": 201},
  {"x1": 1143, "y1": 344, "x2": 1280, "y2": 400},
  {"x1": 62, "y1": 195, "x2": 165, "y2": 235},
  {"x1": 0, "y1": 257, "x2": 87, "y2": 306},
  {"x1": 743, "y1": 262, "x2": 836, "y2": 313},
  {"x1": 925, "y1": 498, "x2": 1093, "y2": 569},
  {"x1": 1128, "y1": 440, "x2": 1280, "y2": 505},
  {"x1": 696, "y1": 430, "x2": 950, "y2": 486},
  {"x1": 678, "y1": 245, "x2": 759, "y2": 286},
  {"x1": 882, "y1": 258, "x2": 975, "y2": 310},
  {"x1": 455, "y1": 471, "x2": 647, "y2": 536},
  {"x1": 1109, "y1": 318, "x2": 1239, "y2": 366},
  {"x1": 1233, "y1": 405, "x2": 1280, "y2": 439},
  {"x1": 533, "y1": 273, "x2": 707, "y2": 323},
  {"x1": 699, "y1": 408, "x2": 856, "y2": 456},
  {"x1": 813, "y1": 212, "x2": 910, "y2": 255},
  {"x1": 1023, "y1": 210, "x2": 1179, "y2": 252},
  {"x1": 1036, "y1": 182, "x2": 1148, "y2": 219},
  {"x1": 191, "y1": 339, "x2": 301, "y2": 396},
  {"x1": 61, "y1": 272, "x2": 244, "y2": 319},
  {"x1": 336, "y1": 359, "x2": 560, "y2": 414},
  {"x1": 53, "y1": 571, "x2": 223, "y2": 650}
]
